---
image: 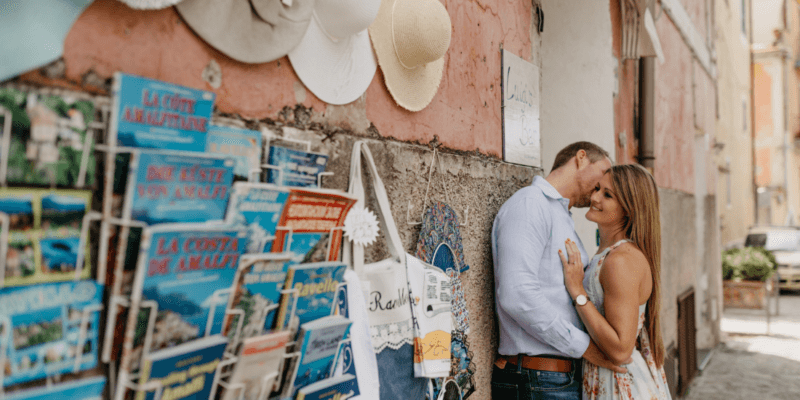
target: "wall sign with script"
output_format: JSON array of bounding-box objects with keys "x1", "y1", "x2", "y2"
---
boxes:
[{"x1": 501, "y1": 49, "x2": 541, "y2": 167}]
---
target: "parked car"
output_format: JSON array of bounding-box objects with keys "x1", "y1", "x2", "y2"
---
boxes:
[{"x1": 744, "y1": 226, "x2": 800, "y2": 289}]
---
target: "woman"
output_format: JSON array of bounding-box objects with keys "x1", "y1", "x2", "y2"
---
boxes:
[{"x1": 558, "y1": 164, "x2": 671, "y2": 400}]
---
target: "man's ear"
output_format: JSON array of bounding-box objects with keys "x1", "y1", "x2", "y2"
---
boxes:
[{"x1": 575, "y1": 149, "x2": 589, "y2": 169}]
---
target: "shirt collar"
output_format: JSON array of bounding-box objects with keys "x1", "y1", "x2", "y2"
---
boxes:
[{"x1": 533, "y1": 176, "x2": 571, "y2": 214}]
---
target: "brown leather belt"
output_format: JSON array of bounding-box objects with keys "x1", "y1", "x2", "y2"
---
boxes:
[{"x1": 495, "y1": 354, "x2": 574, "y2": 373}]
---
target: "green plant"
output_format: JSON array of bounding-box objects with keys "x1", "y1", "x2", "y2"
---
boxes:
[
  {"x1": 721, "y1": 247, "x2": 775, "y2": 282},
  {"x1": 722, "y1": 248, "x2": 742, "y2": 280}
]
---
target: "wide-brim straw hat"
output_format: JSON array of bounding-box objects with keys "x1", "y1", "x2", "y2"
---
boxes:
[
  {"x1": 117, "y1": 0, "x2": 183, "y2": 9},
  {"x1": 176, "y1": 0, "x2": 315, "y2": 64},
  {"x1": 369, "y1": 0, "x2": 452, "y2": 112},
  {"x1": 288, "y1": 0, "x2": 380, "y2": 105}
]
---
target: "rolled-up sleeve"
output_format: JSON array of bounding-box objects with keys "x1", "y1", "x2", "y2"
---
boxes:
[{"x1": 493, "y1": 196, "x2": 590, "y2": 359}]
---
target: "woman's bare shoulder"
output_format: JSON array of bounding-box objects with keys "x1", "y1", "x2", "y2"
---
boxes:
[{"x1": 599, "y1": 242, "x2": 649, "y2": 288}]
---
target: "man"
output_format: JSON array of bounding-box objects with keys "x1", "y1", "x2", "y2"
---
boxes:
[{"x1": 491, "y1": 142, "x2": 625, "y2": 399}]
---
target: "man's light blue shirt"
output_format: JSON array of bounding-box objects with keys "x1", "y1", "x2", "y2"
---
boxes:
[{"x1": 492, "y1": 176, "x2": 591, "y2": 359}]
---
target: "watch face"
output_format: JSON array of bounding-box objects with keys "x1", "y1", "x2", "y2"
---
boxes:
[{"x1": 576, "y1": 295, "x2": 588, "y2": 306}]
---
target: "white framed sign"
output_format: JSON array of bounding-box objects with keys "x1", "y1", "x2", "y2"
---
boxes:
[{"x1": 502, "y1": 49, "x2": 541, "y2": 167}]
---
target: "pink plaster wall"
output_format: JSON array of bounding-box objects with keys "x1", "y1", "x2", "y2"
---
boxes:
[
  {"x1": 681, "y1": 0, "x2": 710, "y2": 43},
  {"x1": 653, "y1": 13, "x2": 696, "y2": 194},
  {"x1": 45, "y1": 0, "x2": 533, "y2": 157},
  {"x1": 693, "y1": 62, "x2": 717, "y2": 196}
]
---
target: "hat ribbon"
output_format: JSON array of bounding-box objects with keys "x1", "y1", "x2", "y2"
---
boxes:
[{"x1": 391, "y1": 0, "x2": 418, "y2": 70}]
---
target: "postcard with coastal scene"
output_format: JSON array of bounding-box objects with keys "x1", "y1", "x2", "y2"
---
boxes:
[{"x1": 0, "y1": 189, "x2": 92, "y2": 287}]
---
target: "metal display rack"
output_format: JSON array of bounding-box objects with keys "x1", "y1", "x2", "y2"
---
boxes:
[
  {"x1": 0, "y1": 85, "x2": 349, "y2": 399},
  {"x1": 0, "y1": 88, "x2": 109, "y2": 398}
]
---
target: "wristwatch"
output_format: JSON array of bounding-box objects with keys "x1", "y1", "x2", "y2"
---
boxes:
[{"x1": 574, "y1": 294, "x2": 588, "y2": 306}]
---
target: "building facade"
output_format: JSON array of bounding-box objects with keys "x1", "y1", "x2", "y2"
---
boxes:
[
  {"x1": 753, "y1": 0, "x2": 800, "y2": 226},
  {"x1": 3, "y1": 0, "x2": 729, "y2": 397},
  {"x1": 716, "y1": 0, "x2": 756, "y2": 249}
]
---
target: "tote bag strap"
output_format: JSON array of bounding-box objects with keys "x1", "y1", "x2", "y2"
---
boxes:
[{"x1": 345, "y1": 141, "x2": 405, "y2": 275}]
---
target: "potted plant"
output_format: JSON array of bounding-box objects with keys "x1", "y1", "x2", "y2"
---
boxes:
[{"x1": 722, "y1": 247, "x2": 776, "y2": 309}]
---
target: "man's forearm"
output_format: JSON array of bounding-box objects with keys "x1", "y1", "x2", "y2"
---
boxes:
[{"x1": 582, "y1": 340, "x2": 628, "y2": 373}]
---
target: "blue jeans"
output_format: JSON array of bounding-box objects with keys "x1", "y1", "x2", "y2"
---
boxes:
[{"x1": 491, "y1": 356, "x2": 582, "y2": 400}]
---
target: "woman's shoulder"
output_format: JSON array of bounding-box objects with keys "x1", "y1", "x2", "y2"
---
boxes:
[{"x1": 599, "y1": 242, "x2": 649, "y2": 285}]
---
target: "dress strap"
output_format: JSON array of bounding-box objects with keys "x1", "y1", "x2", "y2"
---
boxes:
[
  {"x1": 608, "y1": 238, "x2": 631, "y2": 251},
  {"x1": 597, "y1": 238, "x2": 631, "y2": 256}
]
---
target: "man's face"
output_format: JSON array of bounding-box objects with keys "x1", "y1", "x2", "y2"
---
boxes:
[{"x1": 574, "y1": 157, "x2": 612, "y2": 208}]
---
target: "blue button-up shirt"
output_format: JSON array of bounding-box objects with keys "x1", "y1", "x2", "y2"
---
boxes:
[{"x1": 492, "y1": 176, "x2": 590, "y2": 359}]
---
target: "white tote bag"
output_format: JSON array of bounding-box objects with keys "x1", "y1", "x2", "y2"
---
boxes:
[
  {"x1": 345, "y1": 141, "x2": 427, "y2": 400},
  {"x1": 346, "y1": 140, "x2": 414, "y2": 351}
]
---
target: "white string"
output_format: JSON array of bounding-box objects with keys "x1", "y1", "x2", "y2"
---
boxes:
[{"x1": 419, "y1": 148, "x2": 437, "y2": 221}]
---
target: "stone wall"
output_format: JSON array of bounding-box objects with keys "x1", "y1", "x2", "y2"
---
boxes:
[{"x1": 271, "y1": 126, "x2": 538, "y2": 400}]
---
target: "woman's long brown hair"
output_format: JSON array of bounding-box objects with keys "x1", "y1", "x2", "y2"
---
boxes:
[{"x1": 608, "y1": 164, "x2": 664, "y2": 367}]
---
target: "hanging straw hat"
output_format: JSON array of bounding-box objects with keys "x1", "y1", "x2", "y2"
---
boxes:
[
  {"x1": 117, "y1": 0, "x2": 183, "y2": 9},
  {"x1": 369, "y1": 0, "x2": 452, "y2": 112},
  {"x1": 288, "y1": 0, "x2": 380, "y2": 105},
  {"x1": 176, "y1": 0, "x2": 315, "y2": 64}
]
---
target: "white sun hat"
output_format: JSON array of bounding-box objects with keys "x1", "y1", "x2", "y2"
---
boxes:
[
  {"x1": 176, "y1": 0, "x2": 315, "y2": 64},
  {"x1": 369, "y1": 0, "x2": 452, "y2": 112},
  {"x1": 117, "y1": 0, "x2": 183, "y2": 9},
  {"x1": 288, "y1": 0, "x2": 380, "y2": 105}
]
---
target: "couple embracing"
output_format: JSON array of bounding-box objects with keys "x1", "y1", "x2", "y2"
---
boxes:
[{"x1": 491, "y1": 142, "x2": 671, "y2": 400}]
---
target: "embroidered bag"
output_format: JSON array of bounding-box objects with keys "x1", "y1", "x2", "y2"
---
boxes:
[{"x1": 415, "y1": 201, "x2": 476, "y2": 399}]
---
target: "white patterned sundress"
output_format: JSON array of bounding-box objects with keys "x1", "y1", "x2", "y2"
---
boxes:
[{"x1": 581, "y1": 239, "x2": 672, "y2": 400}]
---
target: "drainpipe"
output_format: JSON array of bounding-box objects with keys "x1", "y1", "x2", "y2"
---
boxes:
[
  {"x1": 638, "y1": 0, "x2": 657, "y2": 170},
  {"x1": 639, "y1": 57, "x2": 656, "y2": 170}
]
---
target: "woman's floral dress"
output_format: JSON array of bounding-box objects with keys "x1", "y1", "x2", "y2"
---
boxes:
[{"x1": 582, "y1": 239, "x2": 672, "y2": 400}]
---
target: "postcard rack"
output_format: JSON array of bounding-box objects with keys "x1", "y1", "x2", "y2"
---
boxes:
[
  {"x1": 260, "y1": 130, "x2": 334, "y2": 187},
  {"x1": 0, "y1": 302, "x2": 104, "y2": 398},
  {"x1": 0, "y1": 88, "x2": 111, "y2": 285},
  {"x1": 0, "y1": 88, "x2": 110, "y2": 398},
  {"x1": 113, "y1": 285, "x2": 306, "y2": 400},
  {"x1": 204, "y1": 282, "x2": 350, "y2": 400},
  {"x1": 0, "y1": 85, "x2": 111, "y2": 189}
]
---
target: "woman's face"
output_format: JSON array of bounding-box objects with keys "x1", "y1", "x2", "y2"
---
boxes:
[{"x1": 585, "y1": 173, "x2": 626, "y2": 226}]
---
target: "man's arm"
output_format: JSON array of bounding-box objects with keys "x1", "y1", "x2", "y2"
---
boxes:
[
  {"x1": 583, "y1": 340, "x2": 628, "y2": 373},
  {"x1": 494, "y1": 196, "x2": 589, "y2": 359}
]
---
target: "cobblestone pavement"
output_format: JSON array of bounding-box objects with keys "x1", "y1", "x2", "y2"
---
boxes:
[{"x1": 684, "y1": 290, "x2": 800, "y2": 400}]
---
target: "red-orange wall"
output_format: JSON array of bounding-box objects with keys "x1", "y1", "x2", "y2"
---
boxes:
[
  {"x1": 21, "y1": 0, "x2": 534, "y2": 158},
  {"x1": 753, "y1": 63, "x2": 774, "y2": 140}
]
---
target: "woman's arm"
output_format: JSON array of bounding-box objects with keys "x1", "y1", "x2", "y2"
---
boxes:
[{"x1": 560, "y1": 239, "x2": 646, "y2": 364}]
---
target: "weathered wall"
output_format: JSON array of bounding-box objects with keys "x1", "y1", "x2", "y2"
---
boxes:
[
  {"x1": 7, "y1": 1, "x2": 546, "y2": 399},
  {"x1": 752, "y1": 0, "x2": 785, "y2": 46},
  {"x1": 25, "y1": 0, "x2": 536, "y2": 157},
  {"x1": 754, "y1": 61, "x2": 776, "y2": 190},
  {"x1": 653, "y1": 11, "x2": 696, "y2": 194},
  {"x1": 658, "y1": 188, "x2": 698, "y2": 358},
  {"x1": 752, "y1": 0, "x2": 800, "y2": 226},
  {"x1": 653, "y1": 0, "x2": 722, "y2": 363},
  {"x1": 273, "y1": 128, "x2": 535, "y2": 400},
  {"x1": 715, "y1": 0, "x2": 755, "y2": 247},
  {"x1": 540, "y1": 0, "x2": 616, "y2": 256}
]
